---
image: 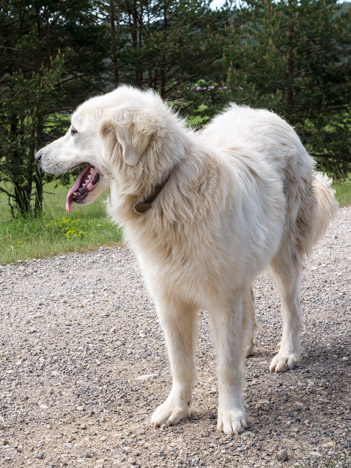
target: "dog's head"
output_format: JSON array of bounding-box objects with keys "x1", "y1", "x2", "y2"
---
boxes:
[{"x1": 36, "y1": 86, "x2": 189, "y2": 213}]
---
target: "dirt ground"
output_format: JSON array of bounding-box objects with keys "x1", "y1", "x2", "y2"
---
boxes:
[{"x1": 0, "y1": 208, "x2": 350, "y2": 468}]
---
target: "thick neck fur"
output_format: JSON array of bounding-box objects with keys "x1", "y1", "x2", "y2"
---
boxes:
[
  {"x1": 106, "y1": 133, "x2": 227, "y2": 241},
  {"x1": 106, "y1": 109, "x2": 192, "y2": 223}
]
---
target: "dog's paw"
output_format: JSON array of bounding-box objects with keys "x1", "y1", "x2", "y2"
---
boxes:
[
  {"x1": 217, "y1": 407, "x2": 247, "y2": 435},
  {"x1": 151, "y1": 400, "x2": 190, "y2": 427},
  {"x1": 269, "y1": 352, "x2": 300, "y2": 372}
]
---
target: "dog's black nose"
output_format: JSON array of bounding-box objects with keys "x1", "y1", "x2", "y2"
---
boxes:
[{"x1": 35, "y1": 149, "x2": 43, "y2": 162}]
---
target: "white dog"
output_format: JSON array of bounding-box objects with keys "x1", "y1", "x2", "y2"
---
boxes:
[{"x1": 36, "y1": 86, "x2": 337, "y2": 435}]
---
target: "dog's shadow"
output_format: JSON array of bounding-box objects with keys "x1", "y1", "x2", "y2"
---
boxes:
[
  {"x1": 245, "y1": 340, "x2": 350, "y2": 433},
  {"x1": 188, "y1": 339, "x2": 350, "y2": 435}
]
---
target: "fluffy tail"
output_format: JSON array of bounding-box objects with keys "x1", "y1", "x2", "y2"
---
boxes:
[{"x1": 312, "y1": 172, "x2": 338, "y2": 244}]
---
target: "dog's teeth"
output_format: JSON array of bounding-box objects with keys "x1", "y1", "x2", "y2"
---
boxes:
[{"x1": 90, "y1": 168, "x2": 94, "y2": 174}]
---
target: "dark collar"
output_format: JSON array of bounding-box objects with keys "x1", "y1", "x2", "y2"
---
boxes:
[{"x1": 133, "y1": 174, "x2": 171, "y2": 215}]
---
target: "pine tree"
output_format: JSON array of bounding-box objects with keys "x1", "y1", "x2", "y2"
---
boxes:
[
  {"x1": 225, "y1": 0, "x2": 351, "y2": 176},
  {"x1": 0, "y1": 0, "x2": 108, "y2": 216}
]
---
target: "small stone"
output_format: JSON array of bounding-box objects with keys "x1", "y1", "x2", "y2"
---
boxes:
[
  {"x1": 136, "y1": 373, "x2": 157, "y2": 381},
  {"x1": 322, "y1": 441, "x2": 335, "y2": 447},
  {"x1": 276, "y1": 449, "x2": 289, "y2": 462},
  {"x1": 35, "y1": 452, "x2": 44, "y2": 459},
  {"x1": 310, "y1": 451, "x2": 322, "y2": 457}
]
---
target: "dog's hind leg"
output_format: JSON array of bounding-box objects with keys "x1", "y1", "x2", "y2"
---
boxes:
[
  {"x1": 242, "y1": 286, "x2": 258, "y2": 358},
  {"x1": 211, "y1": 291, "x2": 247, "y2": 435},
  {"x1": 268, "y1": 245, "x2": 303, "y2": 372},
  {"x1": 151, "y1": 298, "x2": 198, "y2": 427}
]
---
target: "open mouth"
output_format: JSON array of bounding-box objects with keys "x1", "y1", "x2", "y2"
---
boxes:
[{"x1": 66, "y1": 164, "x2": 100, "y2": 213}]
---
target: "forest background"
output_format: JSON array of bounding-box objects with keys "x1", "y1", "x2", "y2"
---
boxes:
[{"x1": 0, "y1": 0, "x2": 350, "y2": 262}]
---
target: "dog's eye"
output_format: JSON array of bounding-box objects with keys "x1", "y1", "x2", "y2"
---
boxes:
[{"x1": 71, "y1": 127, "x2": 78, "y2": 136}]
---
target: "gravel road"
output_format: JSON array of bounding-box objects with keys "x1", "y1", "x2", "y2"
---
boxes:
[{"x1": 1, "y1": 208, "x2": 350, "y2": 468}]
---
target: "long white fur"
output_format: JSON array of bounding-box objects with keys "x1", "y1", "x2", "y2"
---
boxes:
[{"x1": 37, "y1": 86, "x2": 338, "y2": 435}]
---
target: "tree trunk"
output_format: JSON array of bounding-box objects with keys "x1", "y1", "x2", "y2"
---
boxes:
[
  {"x1": 160, "y1": 0, "x2": 168, "y2": 99},
  {"x1": 10, "y1": 116, "x2": 31, "y2": 216},
  {"x1": 286, "y1": 2, "x2": 295, "y2": 115},
  {"x1": 34, "y1": 166, "x2": 43, "y2": 215},
  {"x1": 34, "y1": 117, "x2": 44, "y2": 215},
  {"x1": 110, "y1": 0, "x2": 119, "y2": 87}
]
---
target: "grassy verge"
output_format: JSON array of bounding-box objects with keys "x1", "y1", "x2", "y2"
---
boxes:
[
  {"x1": 332, "y1": 178, "x2": 351, "y2": 207},
  {"x1": 1, "y1": 178, "x2": 350, "y2": 265},
  {"x1": 0, "y1": 181, "x2": 122, "y2": 265}
]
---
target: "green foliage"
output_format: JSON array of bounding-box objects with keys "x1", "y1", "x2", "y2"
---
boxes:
[
  {"x1": 0, "y1": 54, "x2": 66, "y2": 216},
  {"x1": 97, "y1": 0, "x2": 228, "y2": 100},
  {"x1": 0, "y1": 0, "x2": 108, "y2": 217},
  {"x1": 187, "y1": 103, "x2": 211, "y2": 127},
  {"x1": 224, "y1": 0, "x2": 351, "y2": 177}
]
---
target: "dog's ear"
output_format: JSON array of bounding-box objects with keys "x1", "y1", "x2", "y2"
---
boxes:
[{"x1": 100, "y1": 110, "x2": 157, "y2": 166}]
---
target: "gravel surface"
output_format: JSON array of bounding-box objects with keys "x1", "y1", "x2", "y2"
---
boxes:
[{"x1": 1, "y1": 207, "x2": 350, "y2": 468}]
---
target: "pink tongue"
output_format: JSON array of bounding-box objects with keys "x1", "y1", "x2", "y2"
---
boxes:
[{"x1": 66, "y1": 165, "x2": 94, "y2": 213}]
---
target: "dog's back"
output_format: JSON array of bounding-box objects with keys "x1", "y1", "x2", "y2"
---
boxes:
[{"x1": 201, "y1": 104, "x2": 337, "y2": 258}]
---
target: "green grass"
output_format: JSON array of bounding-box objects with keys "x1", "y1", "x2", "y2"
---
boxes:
[
  {"x1": 0, "y1": 178, "x2": 350, "y2": 265},
  {"x1": 0, "y1": 181, "x2": 122, "y2": 265},
  {"x1": 333, "y1": 178, "x2": 351, "y2": 207}
]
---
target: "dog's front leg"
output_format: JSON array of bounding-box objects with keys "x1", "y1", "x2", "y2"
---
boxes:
[
  {"x1": 211, "y1": 293, "x2": 247, "y2": 435},
  {"x1": 151, "y1": 298, "x2": 198, "y2": 427}
]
